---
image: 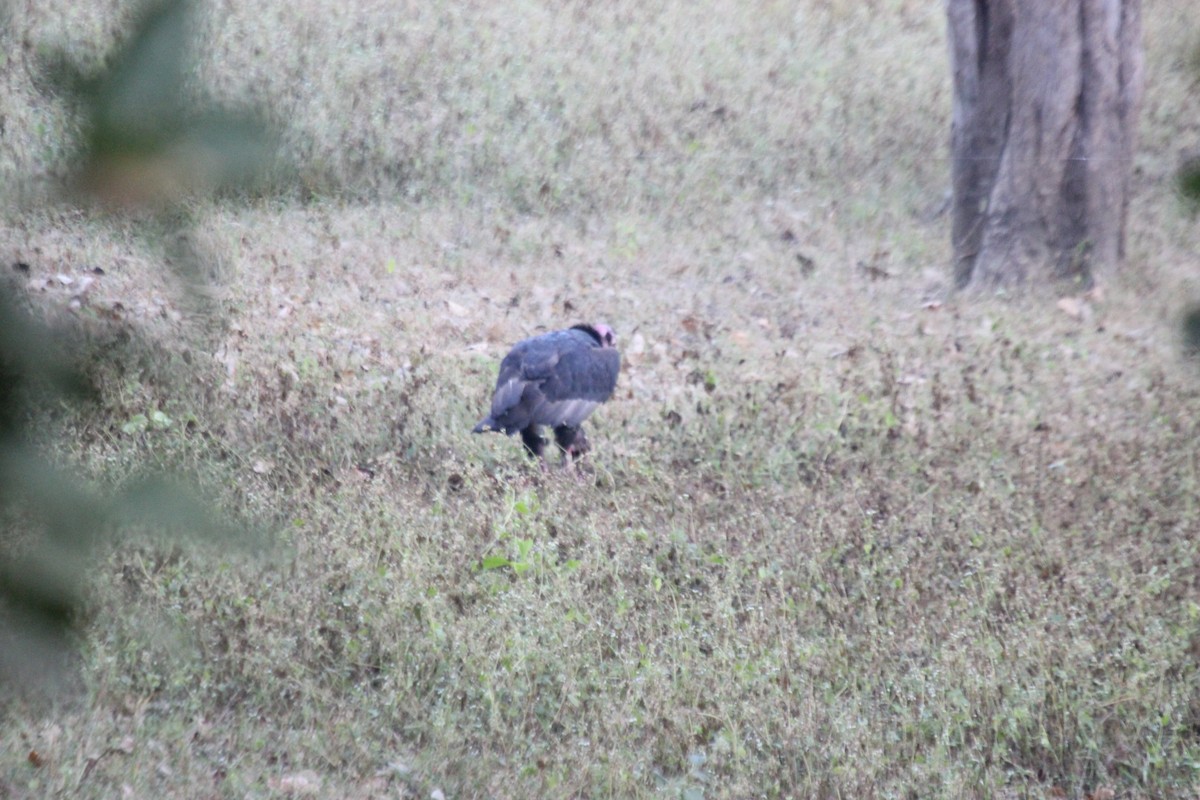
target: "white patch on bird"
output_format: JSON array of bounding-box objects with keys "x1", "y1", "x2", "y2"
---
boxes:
[
  {"x1": 554, "y1": 399, "x2": 598, "y2": 426},
  {"x1": 556, "y1": 399, "x2": 583, "y2": 424}
]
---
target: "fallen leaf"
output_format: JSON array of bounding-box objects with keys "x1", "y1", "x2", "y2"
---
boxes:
[
  {"x1": 269, "y1": 771, "x2": 323, "y2": 795},
  {"x1": 1056, "y1": 297, "x2": 1084, "y2": 319},
  {"x1": 376, "y1": 761, "x2": 412, "y2": 778}
]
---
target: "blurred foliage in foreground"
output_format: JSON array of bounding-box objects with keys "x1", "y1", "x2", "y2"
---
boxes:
[
  {"x1": 1179, "y1": 54, "x2": 1200, "y2": 354},
  {"x1": 1, "y1": 0, "x2": 271, "y2": 690},
  {"x1": 1179, "y1": 156, "x2": 1200, "y2": 209},
  {"x1": 46, "y1": 0, "x2": 273, "y2": 210}
]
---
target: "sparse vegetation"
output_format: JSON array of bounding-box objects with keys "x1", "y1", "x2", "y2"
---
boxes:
[{"x1": 3, "y1": 1, "x2": 1200, "y2": 798}]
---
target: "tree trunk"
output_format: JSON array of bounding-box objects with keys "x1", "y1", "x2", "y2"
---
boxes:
[{"x1": 947, "y1": 0, "x2": 1143, "y2": 289}]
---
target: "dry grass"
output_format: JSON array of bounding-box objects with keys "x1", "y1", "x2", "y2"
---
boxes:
[{"x1": 2, "y1": 0, "x2": 1200, "y2": 798}]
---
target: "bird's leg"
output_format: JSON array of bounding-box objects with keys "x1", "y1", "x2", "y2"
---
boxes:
[
  {"x1": 568, "y1": 428, "x2": 590, "y2": 461},
  {"x1": 553, "y1": 425, "x2": 577, "y2": 465},
  {"x1": 554, "y1": 426, "x2": 591, "y2": 475},
  {"x1": 520, "y1": 426, "x2": 547, "y2": 460}
]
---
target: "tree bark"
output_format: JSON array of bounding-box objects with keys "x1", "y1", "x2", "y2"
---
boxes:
[{"x1": 948, "y1": 0, "x2": 1143, "y2": 289}]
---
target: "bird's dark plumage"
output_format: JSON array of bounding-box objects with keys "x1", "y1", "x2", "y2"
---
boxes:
[{"x1": 474, "y1": 323, "x2": 620, "y2": 462}]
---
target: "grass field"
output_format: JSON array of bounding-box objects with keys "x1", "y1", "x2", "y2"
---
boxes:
[{"x1": 3, "y1": 0, "x2": 1200, "y2": 797}]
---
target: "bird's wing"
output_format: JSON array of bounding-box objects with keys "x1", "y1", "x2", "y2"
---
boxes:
[
  {"x1": 515, "y1": 334, "x2": 569, "y2": 381},
  {"x1": 541, "y1": 346, "x2": 619, "y2": 401},
  {"x1": 531, "y1": 346, "x2": 620, "y2": 428},
  {"x1": 487, "y1": 362, "x2": 532, "y2": 423},
  {"x1": 479, "y1": 335, "x2": 564, "y2": 431}
]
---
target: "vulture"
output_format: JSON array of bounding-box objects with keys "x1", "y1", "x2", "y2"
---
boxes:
[{"x1": 473, "y1": 323, "x2": 620, "y2": 463}]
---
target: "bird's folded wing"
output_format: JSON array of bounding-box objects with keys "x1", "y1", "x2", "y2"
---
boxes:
[
  {"x1": 541, "y1": 348, "x2": 620, "y2": 403},
  {"x1": 515, "y1": 347, "x2": 562, "y2": 382},
  {"x1": 489, "y1": 373, "x2": 528, "y2": 419}
]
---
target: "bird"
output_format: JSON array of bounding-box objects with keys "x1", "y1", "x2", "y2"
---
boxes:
[{"x1": 473, "y1": 323, "x2": 620, "y2": 464}]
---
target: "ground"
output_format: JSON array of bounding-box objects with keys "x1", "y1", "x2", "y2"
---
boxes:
[{"x1": 2, "y1": 1, "x2": 1200, "y2": 797}]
